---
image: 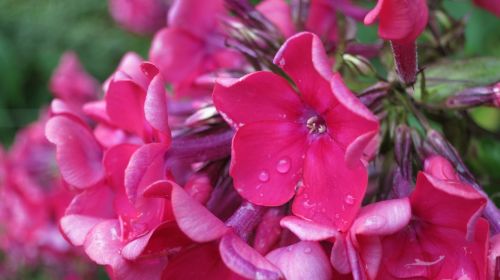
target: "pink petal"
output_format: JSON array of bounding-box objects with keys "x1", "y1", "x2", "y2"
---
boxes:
[
  {"x1": 125, "y1": 143, "x2": 168, "y2": 203},
  {"x1": 230, "y1": 121, "x2": 307, "y2": 206},
  {"x1": 364, "y1": 0, "x2": 428, "y2": 43},
  {"x1": 474, "y1": 0, "x2": 500, "y2": 17},
  {"x1": 168, "y1": 0, "x2": 223, "y2": 38},
  {"x1": 50, "y1": 98, "x2": 86, "y2": 120},
  {"x1": 149, "y1": 28, "x2": 204, "y2": 83},
  {"x1": 171, "y1": 181, "x2": 228, "y2": 242},
  {"x1": 60, "y1": 215, "x2": 105, "y2": 246},
  {"x1": 82, "y1": 100, "x2": 112, "y2": 124},
  {"x1": 163, "y1": 242, "x2": 241, "y2": 279},
  {"x1": 121, "y1": 221, "x2": 191, "y2": 260},
  {"x1": 112, "y1": 257, "x2": 168, "y2": 280},
  {"x1": 184, "y1": 174, "x2": 213, "y2": 205},
  {"x1": 411, "y1": 172, "x2": 486, "y2": 233},
  {"x1": 326, "y1": 74, "x2": 379, "y2": 164},
  {"x1": 306, "y1": 0, "x2": 337, "y2": 41},
  {"x1": 105, "y1": 77, "x2": 147, "y2": 137},
  {"x1": 253, "y1": 208, "x2": 284, "y2": 254},
  {"x1": 45, "y1": 116, "x2": 104, "y2": 188},
  {"x1": 83, "y1": 220, "x2": 122, "y2": 265},
  {"x1": 423, "y1": 155, "x2": 460, "y2": 181},
  {"x1": 213, "y1": 71, "x2": 303, "y2": 127},
  {"x1": 109, "y1": 0, "x2": 167, "y2": 34},
  {"x1": 330, "y1": 234, "x2": 351, "y2": 274},
  {"x1": 219, "y1": 232, "x2": 283, "y2": 279},
  {"x1": 144, "y1": 73, "x2": 172, "y2": 142},
  {"x1": 257, "y1": 0, "x2": 295, "y2": 38},
  {"x1": 488, "y1": 233, "x2": 500, "y2": 280},
  {"x1": 64, "y1": 185, "x2": 115, "y2": 217},
  {"x1": 113, "y1": 52, "x2": 149, "y2": 91},
  {"x1": 293, "y1": 136, "x2": 367, "y2": 231},
  {"x1": 49, "y1": 51, "x2": 98, "y2": 103},
  {"x1": 280, "y1": 216, "x2": 338, "y2": 241},
  {"x1": 355, "y1": 235, "x2": 383, "y2": 279},
  {"x1": 273, "y1": 32, "x2": 334, "y2": 114},
  {"x1": 266, "y1": 241, "x2": 333, "y2": 280},
  {"x1": 351, "y1": 198, "x2": 411, "y2": 236},
  {"x1": 103, "y1": 144, "x2": 139, "y2": 189}
]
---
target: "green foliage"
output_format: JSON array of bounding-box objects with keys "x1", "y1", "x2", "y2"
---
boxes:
[
  {"x1": 414, "y1": 57, "x2": 500, "y2": 104},
  {"x1": 0, "y1": 0, "x2": 150, "y2": 145}
]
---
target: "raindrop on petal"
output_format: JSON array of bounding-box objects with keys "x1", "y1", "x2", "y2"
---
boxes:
[
  {"x1": 258, "y1": 170, "x2": 270, "y2": 182},
  {"x1": 304, "y1": 247, "x2": 312, "y2": 254},
  {"x1": 345, "y1": 195, "x2": 355, "y2": 205},
  {"x1": 276, "y1": 157, "x2": 291, "y2": 174}
]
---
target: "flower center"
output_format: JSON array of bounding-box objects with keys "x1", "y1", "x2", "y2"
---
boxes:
[{"x1": 306, "y1": 116, "x2": 327, "y2": 134}]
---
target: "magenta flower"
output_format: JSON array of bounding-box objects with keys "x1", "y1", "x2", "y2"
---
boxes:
[
  {"x1": 376, "y1": 156, "x2": 489, "y2": 279},
  {"x1": 488, "y1": 233, "x2": 500, "y2": 279},
  {"x1": 280, "y1": 198, "x2": 411, "y2": 279},
  {"x1": 364, "y1": 0, "x2": 428, "y2": 84},
  {"x1": 213, "y1": 32, "x2": 379, "y2": 231},
  {"x1": 149, "y1": 0, "x2": 242, "y2": 89},
  {"x1": 474, "y1": 0, "x2": 500, "y2": 17},
  {"x1": 109, "y1": 0, "x2": 169, "y2": 34},
  {"x1": 50, "y1": 52, "x2": 98, "y2": 105}
]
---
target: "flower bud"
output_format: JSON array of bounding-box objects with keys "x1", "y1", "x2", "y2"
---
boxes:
[{"x1": 446, "y1": 82, "x2": 500, "y2": 109}]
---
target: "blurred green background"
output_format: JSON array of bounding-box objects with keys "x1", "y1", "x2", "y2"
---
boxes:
[{"x1": 0, "y1": 0, "x2": 151, "y2": 145}]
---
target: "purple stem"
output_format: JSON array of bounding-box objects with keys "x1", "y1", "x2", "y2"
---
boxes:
[
  {"x1": 391, "y1": 40, "x2": 418, "y2": 85},
  {"x1": 167, "y1": 130, "x2": 233, "y2": 163},
  {"x1": 226, "y1": 201, "x2": 266, "y2": 241}
]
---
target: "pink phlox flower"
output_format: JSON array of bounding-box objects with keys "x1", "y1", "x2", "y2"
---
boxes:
[
  {"x1": 149, "y1": 0, "x2": 243, "y2": 93},
  {"x1": 109, "y1": 0, "x2": 169, "y2": 34},
  {"x1": 213, "y1": 32, "x2": 379, "y2": 231},
  {"x1": 376, "y1": 156, "x2": 489, "y2": 279}
]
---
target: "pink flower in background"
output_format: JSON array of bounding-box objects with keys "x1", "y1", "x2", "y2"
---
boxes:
[
  {"x1": 0, "y1": 113, "x2": 97, "y2": 278},
  {"x1": 49, "y1": 52, "x2": 99, "y2": 119},
  {"x1": 213, "y1": 32, "x2": 379, "y2": 231},
  {"x1": 109, "y1": 0, "x2": 169, "y2": 34},
  {"x1": 377, "y1": 156, "x2": 489, "y2": 279},
  {"x1": 488, "y1": 234, "x2": 500, "y2": 280},
  {"x1": 50, "y1": 52, "x2": 99, "y2": 104},
  {"x1": 474, "y1": 0, "x2": 500, "y2": 17},
  {"x1": 364, "y1": 0, "x2": 429, "y2": 84},
  {"x1": 149, "y1": 0, "x2": 242, "y2": 93}
]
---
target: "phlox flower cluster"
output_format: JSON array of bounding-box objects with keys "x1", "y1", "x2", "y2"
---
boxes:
[{"x1": 1, "y1": 0, "x2": 500, "y2": 279}]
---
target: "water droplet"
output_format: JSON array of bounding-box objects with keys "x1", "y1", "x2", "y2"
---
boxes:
[
  {"x1": 321, "y1": 207, "x2": 326, "y2": 213},
  {"x1": 279, "y1": 58, "x2": 286, "y2": 66},
  {"x1": 259, "y1": 192, "x2": 264, "y2": 197},
  {"x1": 303, "y1": 247, "x2": 312, "y2": 254},
  {"x1": 345, "y1": 195, "x2": 355, "y2": 205},
  {"x1": 287, "y1": 246, "x2": 293, "y2": 252},
  {"x1": 258, "y1": 170, "x2": 270, "y2": 182},
  {"x1": 256, "y1": 184, "x2": 262, "y2": 190},
  {"x1": 303, "y1": 200, "x2": 315, "y2": 208},
  {"x1": 276, "y1": 157, "x2": 291, "y2": 174}
]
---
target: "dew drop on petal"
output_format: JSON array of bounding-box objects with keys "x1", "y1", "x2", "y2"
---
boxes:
[
  {"x1": 276, "y1": 157, "x2": 291, "y2": 174},
  {"x1": 258, "y1": 170, "x2": 270, "y2": 182},
  {"x1": 279, "y1": 58, "x2": 286, "y2": 67},
  {"x1": 304, "y1": 247, "x2": 312, "y2": 254},
  {"x1": 345, "y1": 195, "x2": 355, "y2": 205}
]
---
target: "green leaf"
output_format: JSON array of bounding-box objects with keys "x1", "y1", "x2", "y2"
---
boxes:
[{"x1": 414, "y1": 57, "x2": 500, "y2": 104}]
